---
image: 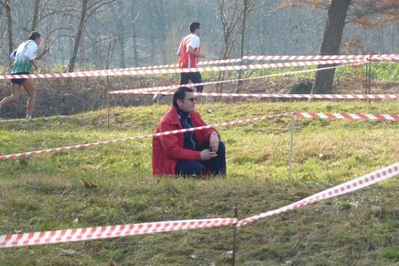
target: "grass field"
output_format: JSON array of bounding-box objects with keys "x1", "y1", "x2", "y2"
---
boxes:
[{"x1": 1, "y1": 99, "x2": 399, "y2": 265}]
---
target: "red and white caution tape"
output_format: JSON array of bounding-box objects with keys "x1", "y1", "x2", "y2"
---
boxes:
[
  {"x1": 111, "y1": 62, "x2": 367, "y2": 94},
  {"x1": 0, "y1": 218, "x2": 237, "y2": 248},
  {"x1": 237, "y1": 162, "x2": 399, "y2": 227},
  {"x1": 243, "y1": 54, "x2": 399, "y2": 61},
  {"x1": 111, "y1": 89, "x2": 399, "y2": 100},
  {"x1": 0, "y1": 113, "x2": 286, "y2": 160},
  {"x1": 113, "y1": 58, "x2": 243, "y2": 71},
  {"x1": 0, "y1": 59, "x2": 367, "y2": 80},
  {"x1": 3, "y1": 162, "x2": 397, "y2": 247},
  {"x1": 295, "y1": 113, "x2": 399, "y2": 120}
]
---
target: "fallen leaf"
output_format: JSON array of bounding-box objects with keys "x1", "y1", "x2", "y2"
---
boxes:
[
  {"x1": 319, "y1": 153, "x2": 332, "y2": 160},
  {"x1": 189, "y1": 253, "x2": 197, "y2": 259},
  {"x1": 82, "y1": 181, "x2": 97, "y2": 189},
  {"x1": 133, "y1": 163, "x2": 141, "y2": 168},
  {"x1": 302, "y1": 174, "x2": 310, "y2": 181},
  {"x1": 59, "y1": 249, "x2": 76, "y2": 256},
  {"x1": 19, "y1": 156, "x2": 29, "y2": 165},
  {"x1": 73, "y1": 214, "x2": 84, "y2": 223},
  {"x1": 207, "y1": 109, "x2": 213, "y2": 113},
  {"x1": 264, "y1": 153, "x2": 273, "y2": 160}
]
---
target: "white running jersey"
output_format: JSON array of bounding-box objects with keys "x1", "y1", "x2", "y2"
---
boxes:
[{"x1": 10, "y1": 40, "x2": 38, "y2": 74}]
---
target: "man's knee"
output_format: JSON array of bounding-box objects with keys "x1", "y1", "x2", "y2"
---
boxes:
[
  {"x1": 217, "y1": 141, "x2": 225, "y2": 155},
  {"x1": 189, "y1": 165, "x2": 206, "y2": 176},
  {"x1": 176, "y1": 160, "x2": 206, "y2": 176}
]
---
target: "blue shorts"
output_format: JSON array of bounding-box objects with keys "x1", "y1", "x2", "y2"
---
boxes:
[{"x1": 11, "y1": 72, "x2": 30, "y2": 85}]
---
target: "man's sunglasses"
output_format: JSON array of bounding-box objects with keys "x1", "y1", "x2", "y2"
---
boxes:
[{"x1": 184, "y1": 97, "x2": 197, "y2": 102}]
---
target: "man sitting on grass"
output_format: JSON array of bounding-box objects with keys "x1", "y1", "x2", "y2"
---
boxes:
[{"x1": 152, "y1": 86, "x2": 226, "y2": 177}]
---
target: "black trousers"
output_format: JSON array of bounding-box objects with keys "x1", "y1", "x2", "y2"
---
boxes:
[
  {"x1": 180, "y1": 72, "x2": 203, "y2": 92},
  {"x1": 176, "y1": 141, "x2": 226, "y2": 177}
]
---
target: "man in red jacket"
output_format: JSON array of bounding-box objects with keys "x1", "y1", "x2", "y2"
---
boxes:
[{"x1": 152, "y1": 87, "x2": 226, "y2": 177}]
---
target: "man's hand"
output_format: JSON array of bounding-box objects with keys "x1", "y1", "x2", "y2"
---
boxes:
[
  {"x1": 209, "y1": 133, "x2": 219, "y2": 152},
  {"x1": 188, "y1": 46, "x2": 205, "y2": 58},
  {"x1": 200, "y1": 149, "x2": 217, "y2": 161}
]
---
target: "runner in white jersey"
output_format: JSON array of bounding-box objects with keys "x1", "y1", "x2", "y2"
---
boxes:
[{"x1": 0, "y1": 32, "x2": 41, "y2": 119}]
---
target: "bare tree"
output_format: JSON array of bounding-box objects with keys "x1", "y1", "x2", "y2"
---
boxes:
[
  {"x1": 312, "y1": 0, "x2": 351, "y2": 94},
  {"x1": 215, "y1": 0, "x2": 257, "y2": 92},
  {"x1": 67, "y1": 0, "x2": 117, "y2": 72},
  {"x1": 4, "y1": 0, "x2": 13, "y2": 69},
  {"x1": 30, "y1": 0, "x2": 41, "y2": 32},
  {"x1": 236, "y1": 0, "x2": 257, "y2": 93},
  {"x1": 285, "y1": 0, "x2": 399, "y2": 94},
  {"x1": 67, "y1": 0, "x2": 88, "y2": 72}
]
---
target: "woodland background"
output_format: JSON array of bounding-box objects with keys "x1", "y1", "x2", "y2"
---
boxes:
[
  {"x1": 1, "y1": 0, "x2": 399, "y2": 70},
  {"x1": 0, "y1": 0, "x2": 399, "y2": 118}
]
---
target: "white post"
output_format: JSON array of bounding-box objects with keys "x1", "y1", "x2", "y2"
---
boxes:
[{"x1": 288, "y1": 111, "x2": 295, "y2": 178}]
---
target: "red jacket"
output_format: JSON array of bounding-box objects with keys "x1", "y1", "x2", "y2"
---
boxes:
[{"x1": 152, "y1": 105, "x2": 219, "y2": 177}]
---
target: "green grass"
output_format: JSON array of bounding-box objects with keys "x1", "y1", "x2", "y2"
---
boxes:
[
  {"x1": 200, "y1": 61, "x2": 399, "y2": 82},
  {"x1": 2, "y1": 100, "x2": 399, "y2": 265}
]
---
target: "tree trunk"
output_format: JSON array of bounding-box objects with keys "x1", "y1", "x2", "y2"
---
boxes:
[
  {"x1": 236, "y1": 0, "x2": 256, "y2": 93},
  {"x1": 68, "y1": 0, "x2": 88, "y2": 72},
  {"x1": 5, "y1": 0, "x2": 13, "y2": 69},
  {"x1": 236, "y1": 0, "x2": 248, "y2": 93},
  {"x1": 30, "y1": 0, "x2": 41, "y2": 32},
  {"x1": 131, "y1": 1, "x2": 139, "y2": 66},
  {"x1": 312, "y1": 0, "x2": 351, "y2": 94},
  {"x1": 117, "y1": 0, "x2": 126, "y2": 68},
  {"x1": 158, "y1": 0, "x2": 167, "y2": 64}
]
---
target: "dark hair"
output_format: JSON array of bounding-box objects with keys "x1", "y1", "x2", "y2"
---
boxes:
[
  {"x1": 173, "y1": 87, "x2": 194, "y2": 107},
  {"x1": 189, "y1": 22, "x2": 201, "y2": 33},
  {"x1": 28, "y1": 31, "x2": 41, "y2": 41}
]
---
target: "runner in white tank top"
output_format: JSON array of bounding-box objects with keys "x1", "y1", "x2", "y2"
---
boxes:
[{"x1": 0, "y1": 31, "x2": 41, "y2": 119}]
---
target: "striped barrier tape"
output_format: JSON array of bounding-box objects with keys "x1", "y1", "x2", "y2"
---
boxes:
[
  {"x1": 0, "y1": 113, "x2": 286, "y2": 160},
  {"x1": 237, "y1": 162, "x2": 399, "y2": 227},
  {"x1": 111, "y1": 89, "x2": 399, "y2": 100},
  {"x1": 243, "y1": 54, "x2": 399, "y2": 61},
  {"x1": 113, "y1": 58, "x2": 243, "y2": 71},
  {"x1": 0, "y1": 218, "x2": 237, "y2": 248},
  {"x1": 0, "y1": 59, "x2": 368, "y2": 80},
  {"x1": 294, "y1": 113, "x2": 399, "y2": 120},
  {"x1": 2, "y1": 162, "x2": 398, "y2": 247},
  {"x1": 111, "y1": 62, "x2": 367, "y2": 94},
  {"x1": 2, "y1": 111, "x2": 395, "y2": 161}
]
